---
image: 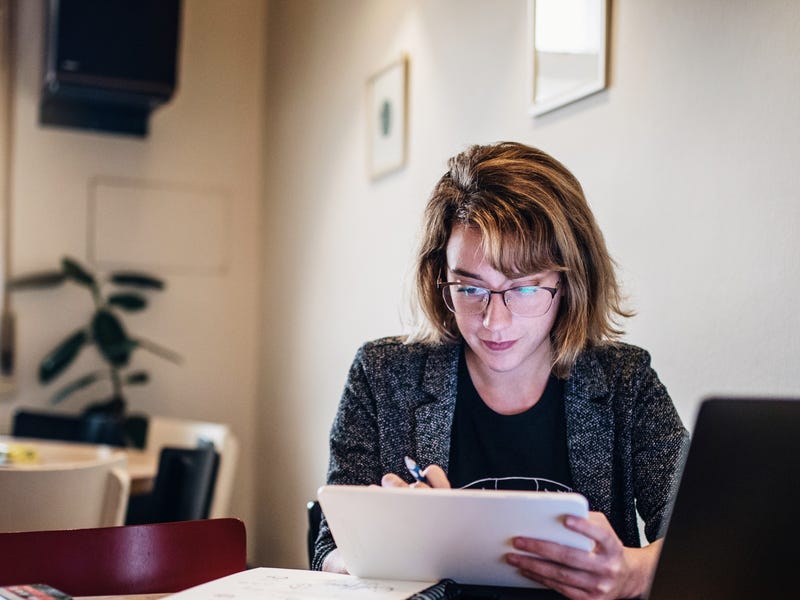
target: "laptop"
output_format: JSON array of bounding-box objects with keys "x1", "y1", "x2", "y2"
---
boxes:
[{"x1": 648, "y1": 397, "x2": 800, "y2": 599}]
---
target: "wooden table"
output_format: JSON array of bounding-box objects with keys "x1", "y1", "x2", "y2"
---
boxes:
[
  {"x1": 0, "y1": 435, "x2": 158, "y2": 496},
  {"x1": 124, "y1": 446, "x2": 158, "y2": 495}
]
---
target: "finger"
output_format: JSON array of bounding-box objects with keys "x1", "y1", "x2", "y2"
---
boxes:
[
  {"x1": 519, "y1": 570, "x2": 593, "y2": 600},
  {"x1": 564, "y1": 513, "x2": 620, "y2": 554},
  {"x1": 511, "y1": 537, "x2": 594, "y2": 572},
  {"x1": 421, "y1": 464, "x2": 451, "y2": 488},
  {"x1": 506, "y1": 553, "x2": 595, "y2": 598},
  {"x1": 381, "y1": 473, "x2": 409, "y2": 487}
]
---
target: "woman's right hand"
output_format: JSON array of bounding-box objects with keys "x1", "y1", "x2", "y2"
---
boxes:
[
  {"x1": 381, "y1": 464, "x2": 452, "y2": 489},
  {"x1": 321, "y1": 548, "x2": 349, "y2": 573}
]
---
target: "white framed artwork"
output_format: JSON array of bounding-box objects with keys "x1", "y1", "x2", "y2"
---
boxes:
[
  {"x1": 528, "y1": 0, "x2": 609, "y2": 117},
  {"x1": 367, "y1": 56, "x2": 408, "y2": 179}
]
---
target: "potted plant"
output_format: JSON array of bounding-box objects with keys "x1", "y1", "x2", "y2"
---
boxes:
[{"x1": 9, "y1": 256, "x2": 181, "y2": 446}]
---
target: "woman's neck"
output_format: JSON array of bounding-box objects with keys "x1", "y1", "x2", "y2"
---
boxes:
[{"x1": 464, "y1": 346, "x2": 553, "y2": 415}]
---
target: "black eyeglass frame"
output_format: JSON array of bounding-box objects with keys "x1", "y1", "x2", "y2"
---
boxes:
[{"x1": 437, "y1": 280, "x2": 559, "y2": 317}]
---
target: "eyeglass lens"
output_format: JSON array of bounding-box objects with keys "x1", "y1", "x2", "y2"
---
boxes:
[{"x1": 442, "y1": 284, "x2": 555, "y2": 317}]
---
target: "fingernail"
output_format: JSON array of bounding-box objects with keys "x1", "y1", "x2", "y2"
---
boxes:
[{"x1": 507, "y1": 554, "x2": 520, "y2": 566}]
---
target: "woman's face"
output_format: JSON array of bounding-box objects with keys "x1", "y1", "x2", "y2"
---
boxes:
[{"x1": 444, "y1": 224, "x2": 561, "y2": 379}]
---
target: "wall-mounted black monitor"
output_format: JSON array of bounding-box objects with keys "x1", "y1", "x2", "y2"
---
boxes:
[{"x1": 40, "y1": 0, "x2": 182, "y2": 137}]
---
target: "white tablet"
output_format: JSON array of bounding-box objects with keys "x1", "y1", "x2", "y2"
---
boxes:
[{"x1": 317, "y1": 484, "x2": 592, "y2": 588}]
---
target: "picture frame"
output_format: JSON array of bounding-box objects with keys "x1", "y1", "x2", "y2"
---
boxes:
[
  {"x1": 528, "y1": 0, "x2": 609, "y2": 117},
  {"x1": 367, "y1": 56, "x2": 408, "y2": 179}
]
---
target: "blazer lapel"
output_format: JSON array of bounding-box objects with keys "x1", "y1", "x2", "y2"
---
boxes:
[
  {"x1": 413, "y1": 343, "x2": 460, "y2": 472},
  {"x1": 565, "y1": 350, "x2": 614, "y2": 515}
]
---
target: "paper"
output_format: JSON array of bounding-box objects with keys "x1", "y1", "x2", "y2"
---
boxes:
[{"x1": 164, "y1": 567, "x2": 435, "y2": 600}]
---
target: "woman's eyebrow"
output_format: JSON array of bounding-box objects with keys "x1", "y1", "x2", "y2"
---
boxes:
[{"x1": 448, "y1": 267, "x2": 484, "y2": 280}]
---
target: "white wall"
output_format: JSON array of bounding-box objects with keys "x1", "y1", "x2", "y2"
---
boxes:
[
  {"x1": 1, "y1": 0, "x2": 266, "y2": 557},
  {"x1": 257, "y1": 0, "x2": 800, "y2": 568}
]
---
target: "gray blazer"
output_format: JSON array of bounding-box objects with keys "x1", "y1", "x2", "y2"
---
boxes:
[{"x1": 312, "y1": 336, "x2": 689, "y2": 570}]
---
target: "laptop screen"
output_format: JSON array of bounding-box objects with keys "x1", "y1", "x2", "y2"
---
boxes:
[{"x1": 647, "y1": 397, "x2": 800, "y2": 599}]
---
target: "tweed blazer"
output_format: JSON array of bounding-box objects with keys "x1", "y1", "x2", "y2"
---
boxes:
[{"x1": 312, "y1": 336, "x2": 689, "y2": 571}]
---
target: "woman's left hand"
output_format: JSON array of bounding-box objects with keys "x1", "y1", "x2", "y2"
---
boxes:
[{"x1": 506, "y1": 512, "x2": 662, "y2": 600}]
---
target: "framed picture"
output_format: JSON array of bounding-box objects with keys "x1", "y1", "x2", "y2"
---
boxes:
[
  {"x1": 367, "y1": 56, "x2": 408, "y2": 179},
  {"x1": 528, "y1": 0, "x2": 609, "y2": 117}
]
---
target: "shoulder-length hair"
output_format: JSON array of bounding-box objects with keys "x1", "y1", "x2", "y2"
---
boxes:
[{"x1": 409, "y1": 141, "x2": 632, "y2": 378}]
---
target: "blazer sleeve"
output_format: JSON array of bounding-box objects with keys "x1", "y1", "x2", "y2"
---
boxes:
[
  {"x1": 630, "y1": 352, "x2": 690, "y2": 543},
  {"x1": 312, "y1": 344, "x2": 383, "y2": 570}
]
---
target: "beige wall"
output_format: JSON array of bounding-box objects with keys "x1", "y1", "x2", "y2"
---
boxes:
[
  {"x1": 3, "y1": 0, "x2": 799, "y2": 572},
  {"x1": 1, "y1": 0, "x2": 265, "y2": 557},
  {"x1": 257, "y1": 0, "x2": 800, "y2": 568}
]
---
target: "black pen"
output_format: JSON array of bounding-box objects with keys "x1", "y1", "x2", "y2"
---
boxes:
[{"x1": 404, "y1": 455, "x2": 430, "y2": 485}]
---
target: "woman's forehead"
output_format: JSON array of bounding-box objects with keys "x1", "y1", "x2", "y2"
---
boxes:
[{"x1": 446, "y1": 223, "x2": 558, "y2": 276}]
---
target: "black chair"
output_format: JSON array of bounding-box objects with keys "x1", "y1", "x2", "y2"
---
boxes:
[
  {"x1": 12, "y1": 409, "x2": 148, "y2": 448},
  {"x1": 126, "y1": 445, "x2": 219, "y2": 525},
  {"x1": 12, "y1": 409, "x2": 86, "y2": 442},
  {"x1": 307, "y1": 499, "x2": 322, "y2": 568}
]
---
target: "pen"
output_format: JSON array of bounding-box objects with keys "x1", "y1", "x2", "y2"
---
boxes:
[{"x1": 404, "y1": 455, "x2": 430, "y2": 485}]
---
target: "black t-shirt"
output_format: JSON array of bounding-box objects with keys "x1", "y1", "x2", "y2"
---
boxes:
[{"x1": 447, "y1": 348, "x2": 574, "y2": 492}]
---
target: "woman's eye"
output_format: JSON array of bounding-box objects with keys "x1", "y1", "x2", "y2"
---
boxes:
[
  {"x1": 456, "y1": 286, "x2": 485, "y2": 297},
  {"x1": 515, "y1": 286, "x2": 540, "y2": 296}
]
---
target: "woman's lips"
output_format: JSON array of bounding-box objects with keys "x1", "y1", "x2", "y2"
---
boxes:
[{"x1": 481, "y1": 339, "x2": 516, "y2": 352}]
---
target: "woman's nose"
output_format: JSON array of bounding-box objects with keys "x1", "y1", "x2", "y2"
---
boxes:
[{"x1": 482, "y1": 292, "x2": 512, "y2": 330}]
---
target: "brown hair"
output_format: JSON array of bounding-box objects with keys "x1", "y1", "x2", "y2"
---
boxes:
[{"x1": 410, "y1": 141, "x2": 632, "y2": 377}]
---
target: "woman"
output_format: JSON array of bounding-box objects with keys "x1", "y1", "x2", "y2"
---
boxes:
[{"x1": 314, "y1": 142, "x2": 688, "y2": 599}]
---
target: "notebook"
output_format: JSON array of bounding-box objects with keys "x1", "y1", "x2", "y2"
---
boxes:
[
  {"x1": 647, "y1": 396, "x2": 800, "y2": 599},
  {"x1": 317, "y1": 484, "x2": 591, "y2": 588}
]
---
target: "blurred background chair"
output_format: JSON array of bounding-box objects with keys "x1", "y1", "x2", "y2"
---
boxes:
[
  {"x1": 145, "y1": 416, "x2": 239, "y2": 517},
  {"x1": 12, "y1": 409, "x2": 86, "y2": 442},
  {"x1": 0, "y1": 518, "x2": 247, "y2": 595},
  {"x1": 12, "y1": 408, "x2": 148, "y2": 448},
  {"x1": 126, "y1": 445, "x2": 218, "y2": 525},
  {"x1": 0, "y1": 454, "x2": 129, "y2": 532}
]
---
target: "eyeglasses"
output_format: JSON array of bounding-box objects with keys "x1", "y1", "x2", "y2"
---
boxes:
[{"x1": 438, "y1": 280, "x2": 558, "y2": 318}]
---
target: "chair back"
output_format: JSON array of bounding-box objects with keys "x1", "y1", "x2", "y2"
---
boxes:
[
  {"x1": 12, "y1": 408, "x2": 144, "y2": 447},
  {"x1": 146, "y1": 416, "x2": 238, "y2": 517},
  {"x1": 0, "y1": 518, "x2": 247, "y2": 595},
  {"x1": 0, "y1": 454, "x2": 129, "y2": 532},
  {"x1": 13, "y1": 409, "x2": 88, "y2": 442},
  {"x1": 127, "y1": 445, "x2": 218, "y2": 524}
]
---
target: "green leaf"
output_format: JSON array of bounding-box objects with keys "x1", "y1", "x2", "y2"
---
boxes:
[
  {"x1": 92, "y1": 309, "x2": 133, "y2": 367},
  {"x1": 110, "y1": 272, "x2": 165, "y2": 290},
  {"x1": 7, "y1": 270, "x2": 67, "y2": 291},
  {"x1": 62, "y1": 257, "x2": 96, "y2": 288},
  {"x1": 39, "y1": 329, "x2": 88, "y2": 384},
  {"x1": 50, "y1": 370, "x2": 108, "y2": 404},
  {"x1": 124, "y1": 370, "x2": 149, "y2": 385},
  {"x1": 108, "y1": 292, "x2": 147, "y2": 311}
]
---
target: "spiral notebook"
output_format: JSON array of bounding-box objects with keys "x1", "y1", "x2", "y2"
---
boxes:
[{"x1": 163, "y1": 566, "x2": 449, "y2": 600}]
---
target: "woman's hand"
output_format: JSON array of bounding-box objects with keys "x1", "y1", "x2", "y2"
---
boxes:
[
  {"x1": 381, "y1": 464, "x2": 452, "y2": 489},
  {"x1": 505, "y1": 512, "x2": 662, "y2": 600},
  {"x1": 321, "y1": 548, "x2": 349, "y2": 574}
]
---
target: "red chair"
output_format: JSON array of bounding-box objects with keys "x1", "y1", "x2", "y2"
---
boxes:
[{"x1": 0, "y1": 518, "x2": 247, "y2": 595}]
